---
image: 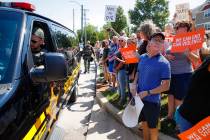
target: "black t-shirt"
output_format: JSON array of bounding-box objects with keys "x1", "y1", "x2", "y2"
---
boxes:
[
  {"x1": 179, "y1": 66, "x2": 210, "y2": 125},
  {"x1": 102, "y1": 47, "x2": 109, "y2": 66},
  {"x1": 114, "y1": 51, "x2": 125, "y2": 71},
  {"x1": 102, "y1": 48, "x2": 109, "y2": 60}
]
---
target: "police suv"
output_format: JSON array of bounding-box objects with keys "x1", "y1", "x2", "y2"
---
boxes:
[{"x1": 0, "y1": 2, "x2": 80, "y2": 140}]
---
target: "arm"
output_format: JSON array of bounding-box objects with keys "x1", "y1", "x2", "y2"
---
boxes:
[
  {"x1": 110, "y1": 28, "x2": 120, "y2": 37},
  {"x1": 139, "y1": 80, "x2": 170, "y2": 99},
  {"x1": 185, "y1": 49, "x2": 200, "y2": 63}
]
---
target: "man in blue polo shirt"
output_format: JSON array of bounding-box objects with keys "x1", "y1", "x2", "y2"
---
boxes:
[{"x1": 133, "y1": 32, "x2": 171, "y2": 140}]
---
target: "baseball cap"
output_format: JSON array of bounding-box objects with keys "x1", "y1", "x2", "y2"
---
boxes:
[
  {"x1": 150, "y1": 32, "x2": 165, "y2": 41},
  {"x1": 32, "y1": 27, "x2": 45, "y2": 39}
]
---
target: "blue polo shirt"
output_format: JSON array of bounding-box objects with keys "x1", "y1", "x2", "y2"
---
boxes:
[{"x1": 137, "y1": 53, "x2": 171, "y2": 103}]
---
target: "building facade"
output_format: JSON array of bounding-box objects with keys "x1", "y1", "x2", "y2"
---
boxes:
[{"x1": 192, "y1": 0, "x2": 210, "y2": 33}]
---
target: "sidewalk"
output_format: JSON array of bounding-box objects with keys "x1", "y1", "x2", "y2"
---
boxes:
[{"x1": 95, "y1": 65, "x2": 177, "y2": 140}]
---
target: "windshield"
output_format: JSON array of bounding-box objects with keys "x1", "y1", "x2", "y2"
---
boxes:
[{"x1": 0, "y1": 10, "x2": 23, "y2": 84}]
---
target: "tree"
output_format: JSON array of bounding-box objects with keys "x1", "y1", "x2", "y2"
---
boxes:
[
  {"x1": 129, "y1": 0, "x2": 169, "y2": 31},
  {"x1": 77, "y1": 24, "x2": 99, "y2": 45},
  {"x1": 111, "y1": 6, "x2": 128, "y2": 34}
]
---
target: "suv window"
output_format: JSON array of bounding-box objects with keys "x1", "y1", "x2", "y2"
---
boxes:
[
  {"x1": 51, "y1": 25, "x2": 79, "y2": 75},
  {"x1": 0, "y1": 10, "x2": 23, "y2": 83},
  {"x1": 51, "y1": 24, "x2": 78, "y2": 50}
]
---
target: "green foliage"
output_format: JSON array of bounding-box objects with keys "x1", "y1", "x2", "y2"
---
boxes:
[
  {"x1": 77, "y1": 24, "x2": 99, "y2": 44},
  {"x1": 129, "y1": 0, "x2": 169, "y2": 31},
  {"x1": 111, "y1": 6, "x2": 128, "y2": 34}
]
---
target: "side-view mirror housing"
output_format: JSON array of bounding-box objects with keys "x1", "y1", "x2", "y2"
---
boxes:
[{"x1": 30, "y1": 52, "x2": 68, "y2": 82}]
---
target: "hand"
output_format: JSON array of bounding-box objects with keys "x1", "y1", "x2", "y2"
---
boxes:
[
  {"x1": 138, "y1": 91, "x2": 148, "y2": 99},
  {"x1": 131, "y1": 90, "x2": 137, "y2": 97},
  {"x1": 165, "y1": 54, "x2": 175, "y2": 60}
]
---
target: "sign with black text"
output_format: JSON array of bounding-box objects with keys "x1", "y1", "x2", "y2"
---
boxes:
[{"x1": 104, "y1": 5, "x2": 117, "y2": 22}]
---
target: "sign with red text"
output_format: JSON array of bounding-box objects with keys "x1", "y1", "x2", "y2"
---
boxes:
[
  {"x1": 178, "y1": 116, "x2": 210, "y2": 140},
  {"x1": 171, "y1": 28, "x2": 205, "y2": 53},
  {"x1": 120, "y1": 44, "x2": 139, "y2": 64}
]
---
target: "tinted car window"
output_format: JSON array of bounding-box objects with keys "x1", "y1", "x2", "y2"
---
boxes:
[
  {"x1": 0, "y1": 10, "x2": 23, "y2": 83},
  {"x1": 51, "y1": 24, "x2": 78, "y2": 50}
]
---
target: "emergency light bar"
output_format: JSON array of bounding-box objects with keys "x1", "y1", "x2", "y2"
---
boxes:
[{"x1": 0, "y1": 2, "x2": 35, "y2": 11}]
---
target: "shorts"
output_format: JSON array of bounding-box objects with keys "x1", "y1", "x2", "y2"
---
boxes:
[
  {"x1": 169, "y1": 73, "x2": 192, "y2": 100},
  {"x1": 108, "y1": 61, "x2": 114, "y2": 73},
  {"x1": 138, "y1": 101, "x2": 160, "y2": 128}
]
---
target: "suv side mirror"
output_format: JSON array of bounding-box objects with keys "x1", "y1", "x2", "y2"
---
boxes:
[{"x1": 30, "y1": 52, "x2": 67, "y2": 82}]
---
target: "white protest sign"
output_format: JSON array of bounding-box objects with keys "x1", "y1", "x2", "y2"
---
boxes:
[
  {"x1": 175, "y1": 3, "x2": 190, "y2": 22},
  {"x1": 105, "y1": 5, "x2": 117, "y2": 22}
]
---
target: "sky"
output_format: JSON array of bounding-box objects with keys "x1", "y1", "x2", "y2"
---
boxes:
[{"x1": 3, "y1": 0, "x2": 206, "y2": 31}]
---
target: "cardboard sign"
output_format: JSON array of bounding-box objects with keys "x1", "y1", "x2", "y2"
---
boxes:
[
  {"x1": 120, "y1": 44, "x2": 139, "y2": 64},
  {"x1": 178, "y1": 116, "x2": 210, "y2": 140},
  {"x1": 104, "y1": 5, "x2": 117, "y2": 22},
  {"x1": 176, "y1": 3, "x2": 190, "y2": 22},
  {"x1": 171, "y1": 28, "x2": 205, "y2": 53}
]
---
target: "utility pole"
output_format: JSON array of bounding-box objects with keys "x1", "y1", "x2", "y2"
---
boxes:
[
  {"x1": 73, "y1": 8, "x2": 75, "y2": 32},
  {"x1": 84, "y1": 9, "x2": 87, "y2": 46},
  {"x1": 83, "y1": 9, "x2": 89, "y2": 46},
  {"x1": 81, "y1": 4, "x2": 84, "y2": 44}
]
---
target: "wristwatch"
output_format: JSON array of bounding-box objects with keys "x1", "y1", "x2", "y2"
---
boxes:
[{"x1": 147, "y1": 90, "x2": 151, "y2": 95}]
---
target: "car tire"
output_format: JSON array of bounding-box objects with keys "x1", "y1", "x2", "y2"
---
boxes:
[{"x1": 69, "y1": 84, "x2": 77, "y2": 103}]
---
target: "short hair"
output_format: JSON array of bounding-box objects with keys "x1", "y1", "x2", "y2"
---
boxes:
[{"x1": 174, "y1": 21, "x2": 192, "y2": 32}]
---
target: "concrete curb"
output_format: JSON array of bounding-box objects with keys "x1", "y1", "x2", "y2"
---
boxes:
[{"x1": 96, "y1": 91, "x2": 177, "y2": 140}]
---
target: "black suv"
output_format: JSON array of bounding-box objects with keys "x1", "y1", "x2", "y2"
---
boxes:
[{"x1": 0, "y1": 2, "x2": 80, "y2": 140}]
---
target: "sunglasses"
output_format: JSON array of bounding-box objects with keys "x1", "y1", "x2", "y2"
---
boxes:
[
  {"x1": 119, "y1": 40, "x2": 125, "y2": 42},
  {"x1": 31, "y1": 40, "x2": 38, "y2": 44}
]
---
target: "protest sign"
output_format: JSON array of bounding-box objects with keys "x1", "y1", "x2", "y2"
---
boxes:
[
  {"x1": 104, "y1": 5, "x2": 117, "y2": 22},
  {"x1": 165, "y1": 35, "x2": 174, "y2": 43},
  {"x1": 120, "y1": 44, "x2": 139, "y2": 64},
  {"x1": 171, "y1": 28, "x2": 205, "y2": 53},
  {"x1": 176, "y1": 3, "x2": 190, "y2": 22},
  {"x1": 178, "y1": 116, "x2": 210, "y2": 140}
]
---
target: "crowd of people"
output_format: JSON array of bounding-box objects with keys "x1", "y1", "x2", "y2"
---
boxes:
[{"x1": 81, "y1": 14, "x2": 210, "y2": 140}]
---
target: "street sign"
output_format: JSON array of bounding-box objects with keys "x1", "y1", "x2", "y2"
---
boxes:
[
  {"x1": 175, "y1": 3, "x2": 190, "y2": 22},
  {"x1": 104, "y1": 5, "x2": 117, "y2": 22}
]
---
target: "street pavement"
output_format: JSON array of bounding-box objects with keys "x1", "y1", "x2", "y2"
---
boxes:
[{"x1": 48, "y1": 60, "x2": 141, "y2": 140}]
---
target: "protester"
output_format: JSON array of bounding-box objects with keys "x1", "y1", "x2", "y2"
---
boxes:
[
  {"x1": 200, "y1": 34, "x2": 210, "y2": 61},
  {"x1": 133, "y1": 32, "x2": 171, "y2": 140},
  {"x1": 108, "y1": 36, "x2": 118, "y2": 89},
  {"x1": 137, "y1": 20, "x2": 157, "y2": 55},
  {"x1": 165, "y1": 21, "x2": 200, "y2": 120},
  {"x1": 175, "y1": 57, "x2": 210, "y2": 132},
  {"x1": 114, "y1": 36, "x2": 128, "y2": 105},
  {"x1": 94, "y1": 40, "x2": 101, "y2": 63},
  {"x1": 126, "y1": 37, "x2": 138, "y2": 101},
  {"x1": 101, "y1": 40, "x2": 111, "y2": 84},
  {"x1": 136, "y1": 27, "x2": 143, "y2": 48}
]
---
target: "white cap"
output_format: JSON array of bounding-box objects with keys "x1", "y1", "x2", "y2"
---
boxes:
[{"x1": 119, "y1": 36, "x2": 128, "y2": 42}]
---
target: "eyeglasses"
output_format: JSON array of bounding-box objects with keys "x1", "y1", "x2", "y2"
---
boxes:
[{"x1": 119, "y1": 40, "x2": 125, "y2": 42}]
